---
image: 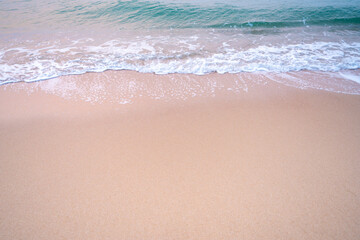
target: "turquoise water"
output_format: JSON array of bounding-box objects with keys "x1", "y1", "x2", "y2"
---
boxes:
[
  {"x1": 0, "y1": 0, "x2": 360, "y2": 91},
  {"x1": 1, "y1": 0, "x2": 360, "y2": 30}
]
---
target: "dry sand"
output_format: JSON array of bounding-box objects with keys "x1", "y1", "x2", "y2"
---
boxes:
[{"x1": 0, "y1": 71, "x2": 360, "y2": 240}]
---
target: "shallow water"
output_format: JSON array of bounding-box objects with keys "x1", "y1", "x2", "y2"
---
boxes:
[{"x1": 0, "y1": 0, "x2": 360, "y2": 94}]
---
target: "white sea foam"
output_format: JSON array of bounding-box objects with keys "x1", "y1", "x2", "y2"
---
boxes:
[{"x1": 0, "y1": 31, "x2": 360, "y2": 94}]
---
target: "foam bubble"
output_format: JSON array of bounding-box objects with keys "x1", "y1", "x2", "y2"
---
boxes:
[{"x1": 339, "y1": 72, "x2": 360, "y2": 84}]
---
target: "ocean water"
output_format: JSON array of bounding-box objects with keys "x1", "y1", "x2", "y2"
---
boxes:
[{"x1": 1, "y1": 0, "x2": 360, "y2": 93}]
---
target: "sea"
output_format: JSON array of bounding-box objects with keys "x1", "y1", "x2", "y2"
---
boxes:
[{"x1": 1, "y1": 0, "x2": 360, "y2": 94}]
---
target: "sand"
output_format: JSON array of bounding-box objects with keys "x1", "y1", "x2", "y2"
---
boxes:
[{"x1": 1, "y1": 71, "x2": 360, "y2": 240}]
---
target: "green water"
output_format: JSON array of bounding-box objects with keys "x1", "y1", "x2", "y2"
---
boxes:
[{"x1": 1, "y1": 0, "x2": 360, "y2": 31}]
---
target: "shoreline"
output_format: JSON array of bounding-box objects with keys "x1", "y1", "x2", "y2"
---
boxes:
[
  {"x1": 1, "y1": 69, "x2": 360, "y2": 97},
  {"x1": 1, "y1": 71, "x2": 360, "y2": 239}
]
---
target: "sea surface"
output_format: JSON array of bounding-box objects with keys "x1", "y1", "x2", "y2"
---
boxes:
[{"x1": 1, "y1": 0, "x2": 360, "y2": 94}]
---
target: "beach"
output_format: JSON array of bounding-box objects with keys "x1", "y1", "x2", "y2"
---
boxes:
[
  {"x1": 1, "y1": 71, "x2": 360, "y2": 239},
  {"x1": 1, "y1": 0, "x2": 360, "y2": 238}
]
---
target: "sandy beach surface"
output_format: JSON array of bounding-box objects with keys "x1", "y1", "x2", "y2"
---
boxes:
[{"x1": 1, "y1": 71, "x2": 360, "y2": 239}]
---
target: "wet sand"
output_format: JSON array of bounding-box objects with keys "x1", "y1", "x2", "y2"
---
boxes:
[{"x1": 1, "y1": 71, "x2": 360, "y2": 239}]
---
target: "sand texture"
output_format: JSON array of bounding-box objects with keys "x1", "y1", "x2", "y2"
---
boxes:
[{"x1": 1, "y1": 72, "x2": 360, "y2": 240}]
